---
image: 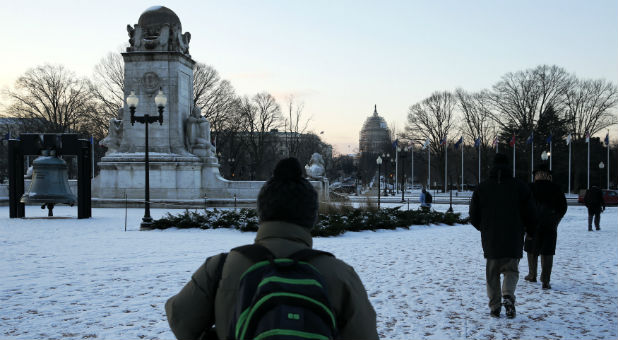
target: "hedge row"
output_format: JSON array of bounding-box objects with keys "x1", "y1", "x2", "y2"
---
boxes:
[{"x1": 150, "y1": 207, "x2": 469, "y2": 237}]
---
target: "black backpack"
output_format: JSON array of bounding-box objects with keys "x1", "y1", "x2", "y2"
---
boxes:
[
  {"x1": 229, "y1": 244, "x2": 337, "y2": 340},
  {"x1": 425, "y1": 192, "x2": 433, "y2": 204}
]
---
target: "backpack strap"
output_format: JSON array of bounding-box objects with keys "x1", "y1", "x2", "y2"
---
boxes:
[
  {"x1": 232, "y1": 244, "x2": 333, "y2": 262},
  {"x1": 287, "y1": 248, "x2": 334, "y2": 261}
]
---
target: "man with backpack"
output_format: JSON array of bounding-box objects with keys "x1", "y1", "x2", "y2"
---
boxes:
[{"x1": 165, "y1": 158, "x2": 378, "y2": 340}]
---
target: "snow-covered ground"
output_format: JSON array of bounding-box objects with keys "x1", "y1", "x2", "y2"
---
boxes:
[{"x1": 1, "y1": 203, "x2": 616, "y2": 339}]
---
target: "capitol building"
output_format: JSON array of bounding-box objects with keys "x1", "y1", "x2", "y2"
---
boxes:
[{"x1": 359, "y1": 105, "x2": 391, "y2": 155}]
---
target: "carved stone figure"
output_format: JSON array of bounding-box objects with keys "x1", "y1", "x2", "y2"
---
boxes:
[
  {"x1": 125, "y1": 6, "x2": 190, "y2": 56},
  {"x1": 101, "y1": 108, "x2": 124, "y2": 154},
  {"x1": 305, "y1": 153, "x2": 326, "y2": 179},
  {"x1": 184, "y1": 106, "x2": 214, "y2": 157}
]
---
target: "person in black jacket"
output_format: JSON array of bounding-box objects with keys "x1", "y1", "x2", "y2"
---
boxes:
[
  {"x1": 524, "y1": 164, "x2": 567, "y2": 289},
  {"x1": 584, "y1": 186, "x2": 605, "y2": 231},
  {"x1": 469, "y1": 153, "x2": 537, "y2": 319}
]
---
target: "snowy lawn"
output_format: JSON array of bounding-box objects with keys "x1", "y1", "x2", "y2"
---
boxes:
[{"x1": 1, "y1": 203, "x2": 616, "y2": 339}]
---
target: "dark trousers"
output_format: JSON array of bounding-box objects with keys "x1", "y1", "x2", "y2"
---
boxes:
[
  {"x1": 526, "y1": 252, "x2": 554, "y2": 284},
  {"x1": 588, "y1": 211, "x2": 601, "y2": 230},
  {"x1": 486, "y1": 258, "x2": 519, "y2": 312}
]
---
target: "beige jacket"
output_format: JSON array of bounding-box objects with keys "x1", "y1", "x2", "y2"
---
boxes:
[{"x1": 165, "y1": 221, "x2": 378, "y2": 339}]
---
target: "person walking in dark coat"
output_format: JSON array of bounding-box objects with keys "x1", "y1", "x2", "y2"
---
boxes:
[
  {"x1": 469, "y1": 153, "x2": 537, "y2": 319},
  {"x1": 524, "y1": 164, "x2": 567, "y2": 289},
  {"x1": 584, "y1": 186, "x2": 605, "y2": 231}
]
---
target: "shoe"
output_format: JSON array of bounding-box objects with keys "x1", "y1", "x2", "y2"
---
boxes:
[
  {"x1": 524, "y1": 275, "x2": 537, "y2": 282},
  {"x1": 542, "y1": 282, "x2": 551, "y2": 289},
  {"x1": 588, "y1": 228, "x2": 593, "y2": 231},
  {"x1": 596, "y1": 227, "x2": 600, "y2": 231},
  {"x1": 502, "y1": 295, "x2": 516, "y2": 319},
  {"x1": 490, "y1": 309, "x2": 500, "y2": 318}
]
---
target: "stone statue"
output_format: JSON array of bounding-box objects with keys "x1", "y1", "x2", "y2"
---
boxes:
[
  {"x1": 305, "y1": 153, "x2": 325, "y2": 179},
  {"x1": 184, "y1": 106, "x2": 214, "y2": 157},
  {"x1": 101, "y1": 108, "x2": 124, "y2": 154},
  {"x1": 125, "y1": 7, "x2": 191, "y2": 56}
]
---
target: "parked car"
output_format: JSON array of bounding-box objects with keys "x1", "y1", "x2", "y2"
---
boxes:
[{"x1": 578, "y1": 189, "x2": 618, "y2": 205}]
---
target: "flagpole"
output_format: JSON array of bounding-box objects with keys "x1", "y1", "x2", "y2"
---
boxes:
[
  {"x1": 478, "y1": 141, "x2": 481, "y2": 184},
  {"x1": 531, "y1": 138, "x2": 534, "y2": 182},
  {"x1": 411, "y1": 144, "x2": 414, "y2": 190},
  {"x1": 428, "y1": 146, "x2": 431, "y2": 189},
  {"x1": 568, "y1": 136, "x2": 571, "y2": 194},
  {"x1": 395, "y1": 148, "x2": 399, "y2": 194},
  {"x1": 444, "y1": 143, "x2": 448, "y2": 192},
  {"x1": 549, "y1": 140, "x2": 553, "y2": 171},
  {"x1": 607, "y1": 133, "x2": 610, "y2": 190},
  {"x1": 512, "y1": 141, "x2": 516, "y2": 178},
  {"x1": 460, "y1": 140, "x2": 464, "y2": 191},
  {"x1": 587, "y1": 135, "x2": 590, "y2": 189}
]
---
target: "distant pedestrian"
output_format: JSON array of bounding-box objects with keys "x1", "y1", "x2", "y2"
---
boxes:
[
  {"x1": 584, "y1": 186, "x2": 605, "y2": 231},
  {"x1": 420, "y1": 187, "x2": 432, "y2": 209},
  {"x1": 524, "y1": 164, "x2": 567, "y2": 290},
  {"x1": 165, "y1": 158, "x2": 378, "y2": 340},
  {"x1": 469, "y1": 153, "x2": 537, "y2": 319}
]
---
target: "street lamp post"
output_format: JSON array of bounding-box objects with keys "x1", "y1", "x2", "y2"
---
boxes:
[
  {"x1": 599, "y1": 162, "x2": 605, "y2": 187},
  {"x1": 398, "y1": 146, "x2": 409, "y2": 202},
  {"x1": 376, "y1": 156, "x2": 382, "y2": 209},
  {"x1": 382, "y1": 153, "x2": 390, "y2": 196},
  {"x1": 127, "y1": 89, "x2": 166, "y2": 230}
]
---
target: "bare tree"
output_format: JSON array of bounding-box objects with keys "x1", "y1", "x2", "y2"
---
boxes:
[
  {"x1": 4, "y1": 64, "x2": 93, "y2": 133},
  {"x1": 490, "y1": 65, "x2": 572, "y2": 133},
  {"x1": 283, "y1": 95, "x2": 311, "y2": 157},
  {"x1": 455, "y1": 89, "x2": 496, "y2": 147},
  {"x1": 564, "y1": 78, "x2": 618, "y2": 140},
  {"x1": 238, "y1": 92, "x2": 282, "y2": 179},
  {"x1": 405, "y1": 91, "x2": 457, "y2": 154},
  {"x1": 91, "y1": 52, "x2": 124, "y2": 120},
  {"x1": 192, "y1": 63, "x2": 239, "y2": 144}
]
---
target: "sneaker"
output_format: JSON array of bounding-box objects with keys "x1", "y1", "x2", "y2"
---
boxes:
[
  {"x1": 524, "y1": 275, "x2": 537, "y2": 282},
  {"x1": 490, "y1": 309, "x2": 500, "y2": 318},
  {"x1": 502, "y1": 295, "x2": 516, "y2": 319},
  {"x1": 542, "y1": 282, "x2": 551, "y2": 289}
]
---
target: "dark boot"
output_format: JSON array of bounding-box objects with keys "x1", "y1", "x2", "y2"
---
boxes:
[
  {"x1": 540, "y1": 255, "x2": 553, "y2": 288},
  {"x1": 502, "y1": 295, "x2": 516, "y2": 319},
  {"x1": 525, "y1": 252, "x2": 537, "y2": 282}
]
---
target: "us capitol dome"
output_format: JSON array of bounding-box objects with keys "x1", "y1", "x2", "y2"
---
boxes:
[{"x1": 359, "y1": 105, "x2": 391, "y2": 155}]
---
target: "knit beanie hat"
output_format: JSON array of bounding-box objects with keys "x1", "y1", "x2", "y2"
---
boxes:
[{"x1": 257, "y1": 157, "x2": 318, "y2": 229}]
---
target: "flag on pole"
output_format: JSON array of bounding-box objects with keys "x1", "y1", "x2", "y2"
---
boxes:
[
  {"x1": 422, "y1": 139, "x2": 430, "y2": 149},
  {"x1": 526, "y1": 132, "x2": 533, "y2": 144},
  {"x1": 585, "y1": 132, "x2": 590, "y2": 143},
  {"x1": 392, "y1": 139, "x2": 399, "y2": 149},
  {"x1": 439, "y1": 137, "x2": 447, "y2": 146},
  {"x1": 566, "y1": 133, "x2": 572, "y2": 145},
  {"x1": 509, "y1": 134, "x2": 516, "y2": 147},
  {"x1": 454, "y1": 136, "x2": 463, "y2": 149},
  {"x1": 546, "y1": 134, "x2": 552, "y2": 144},
  {"x1": 474, "y1": 137, "x2": 481, "y2": 148},
  {"x1": 604, "y1": 132, "x2": 610, "y2": 146},
  {"x1": 492, "y1": 136, "x2": 498, "y2": 147}
]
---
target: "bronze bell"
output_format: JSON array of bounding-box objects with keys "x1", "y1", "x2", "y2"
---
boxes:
[{"x1": 20, "y1": 150, "x2": 77, "y2": 216}]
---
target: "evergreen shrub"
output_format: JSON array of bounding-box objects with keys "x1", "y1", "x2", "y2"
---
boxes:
[{"x1": 150, "y1": 206, "x2": 468, "y2": 237}]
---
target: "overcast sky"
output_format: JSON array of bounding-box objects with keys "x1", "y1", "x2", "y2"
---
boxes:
[{"x1": 1, "y1": 0, "x2": 617, "y2": 154}]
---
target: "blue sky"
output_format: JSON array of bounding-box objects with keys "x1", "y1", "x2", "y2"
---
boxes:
[{"x1": 1, "y1": 0, "x2": 616, "y2": 154}]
